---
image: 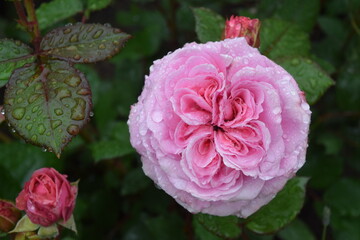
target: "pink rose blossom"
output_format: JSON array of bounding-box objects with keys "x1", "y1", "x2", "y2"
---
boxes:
[
  {"x1": 128, "y1": 38, "x2": 311, "y2": 217},
  {"x1": 223, "y1": 16, "x2": 261, "y2": 47},
  {"x1": 16, "y1": 168, "x2": 77, "y2": 226}
]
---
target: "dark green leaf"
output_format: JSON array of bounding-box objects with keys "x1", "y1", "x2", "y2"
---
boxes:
[
  {"x1": 192, "y1": 7, "x2": 225, "y2": 43},
  {"x1": 36, "y1": 0, "x2": 83, "y2": 30},
  {"x1": 90, "y1": 121, "x2": 135, "y2": 161},
  {"x1": 260, "y1": 19, "x2": 310, "y2": 59},
  {"x1": 85, "y1": 0, "x2": 112, "y2": 11},
  {"x1": 246, "y1": 177, "x2": 308, "y2": 234},
  {"x1": 193, "y1": 214, "x2": 241, "y2": 239},
  {"x1": 0, "y1": 39, "x2": 34, "y2": 87},
  {"x1": 330, "y1": 213, "x2": 360, "y2": 240},
  {"x1": 144, "y1": 213, "x2": 187, "y2": 240},
  {"x1": 324, "y1": 178, "x2": 360, "y2": 217},
  {"x1": 121, "y1": 168, "x2": 151, "y2": 196},
  {"x1": 273, "y1": 0, "x2": 321, "y2": 32},
  {"x1": 193, "y1": 217, "x2": 222, "y2": 240},
  {"x1": 41, "y1": 23, "x2": 131, "y2": 63},
  {"x1": 3, "y1": 61, "x2": 92, "y2": 157},
  {"x1": 277, "y1": 57, "x2": 334, "y2": 104},
  {"x1": 277, "y1": 219, "x2": 316, "y2": 240}
]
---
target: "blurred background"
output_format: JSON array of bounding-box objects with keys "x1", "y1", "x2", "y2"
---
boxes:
[{"x1": 0, "y1": 0, "x2": 359, "y2": 239}]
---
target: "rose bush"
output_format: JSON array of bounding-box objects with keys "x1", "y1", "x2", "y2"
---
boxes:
[
  {"x1": 128, "y1": 37, "x2": 311, "y2": 217},
  {"x1": 16, "y1": 168, "x2": 77, "y2": 226}
]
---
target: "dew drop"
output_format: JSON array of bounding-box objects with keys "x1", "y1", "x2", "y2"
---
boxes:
[
  {"x1": 63, "y1": 28, "x2": 72, "y2": 34},
  {"x1": 151, "y1": 111, "x2": 163, "y2": 123},
  {"x1": 272, "y1": 107, "x2": 281, "y2": 115},
  {"x1": 12, "y1": 107, "x2": 26, "y2": 120},
  {"x1": 65, "y1": 76, "x2": 81, "y2": 87},
  {"x1": 31, "y1": 135, "x2": 37, "y2": 141},
  {"x1": 301, "y1": 102, "x2": 310, "y2": 111},
  {"x1": 92, "y1": 29, "x2": 104, "y2": 39},
  {"x1": 89, "y1": 111, "x2": 94, "y2": 117},
  {"x1": 11, "y1": 128, "x2": 16, "y2": 133},
  {"x1": 54, "y1": 108, "x2": 64, "y2": 116},
  {"x1": 16, "y1": 89, "x2": 25, "y2": 95},
  {"x1": 55, "y1": 87, "x2": 72, "y2": 100},
  {"x1": 32, "y1": 105, "x2": 40, "y2": 113},
  {"x1": 28, "y1": 94, "x2": 41, "y2": 104},
  {"x1": 71, "y1": 98, "x2": 86, "y2": 120},
  {"x1": 0, "y1": 108, "x2": 5, "y2": 115},
  {"x1": 37, "y1": 124, "x2": 46, "y2": 135},
  {"x1": 41, "y1": 147, "x2": 47, "y2": 152},
  {"x1": 113, "y1": 40, "x2": 119, "y2": 46},
  {"x1": 76, "y1": 88, "x2": 91, "y2": 96},
  {"x1": 16, "y1": 97, "x2": 24, "y2": 104},
  {"x1": 73, "y1": 54, "x2": 81, "y2": 61},
  {"x1": 67, "y1": 124, "x2": 80, "y2": 135},
  {"x1": 98, "y1": 43, "x2": 106, "y2": 50},
  {"x1": 65, "y1": 23, "x2": 73, "y2": 27},
  {"x1": 70, "y1": 34, "x2": 79, "y2": 42},
  {"x1": 51, "y1": 120, "x2": 62, "y2": 129},
  {"x1": 26, "y1": 123, "x2": 33, "y2": 130},
  {"x1": 25, "y1": 115, "x2": 31, "y2": 120}
]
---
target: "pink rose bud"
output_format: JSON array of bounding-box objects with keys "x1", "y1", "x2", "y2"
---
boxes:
[
  {"x1": 128, "y1": 38, "x2": 311, "y2": 218},
  {"x1": 0, "y1": 200, "x2": 21, "y2": 232},
  {"x1": 16, "y1": 168, "x2": 78, "y2": 227},
  {"x1": 223, "y1": 16, "x2": 261, "y2": 47}
]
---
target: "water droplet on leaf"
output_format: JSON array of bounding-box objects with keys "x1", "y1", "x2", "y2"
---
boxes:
[{"x1": 12, "y1": 107, "x2": 26, "y2": 120}]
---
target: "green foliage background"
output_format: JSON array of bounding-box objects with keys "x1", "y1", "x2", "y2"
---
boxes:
[{"x1": 0, "y1": 0, "x2": 359, "y2": 239}]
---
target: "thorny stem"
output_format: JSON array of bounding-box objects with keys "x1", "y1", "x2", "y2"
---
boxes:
[{"x1": 13, "y1": 0, "x2": 42, "y2": 53}]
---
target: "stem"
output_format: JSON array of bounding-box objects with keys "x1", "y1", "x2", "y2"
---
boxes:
[
  {"x1": 321, "y1": 225, "x2": 327, "y2": 240},
  {"x1": 24, "y1": 0, "x2": 41, "y2": 53},
  {"x1": 13, "y1": 0, "x2": 28, "y2": 27}
]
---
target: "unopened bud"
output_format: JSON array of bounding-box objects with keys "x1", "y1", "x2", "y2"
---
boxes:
[
  {"x1": 0, "y1": 199, "x2": 21, "y2": 232},
  {"x1": 223, "y1": 16, "x2": 261, "y2": 47}
]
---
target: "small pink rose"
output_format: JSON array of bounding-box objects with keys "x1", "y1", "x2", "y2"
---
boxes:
[
  {"x1": 128, "y1": 38, "x2": 311, "y2": 217},
  {"x1": 16, "y1": 168, "x2": 77, "y2": 226},
  {"x1": 223, "y1": 16, "x2": 261, "y2": 47}
]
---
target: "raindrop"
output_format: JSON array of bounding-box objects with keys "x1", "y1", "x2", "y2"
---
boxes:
[
  {"x1": 1, "y1": 108, "x2": 5, "y2": 115},
  {"x1": 51, "y1": 120, "x2": 62, "y2": 129},
  {"x1": 65, "y1": 76, "x2": 82, "y2": 87},
  {"x1": 54, "y1": 108, "x2": 64, "y2": 116},
  {"x1": 67, "y1": 124, "x2": 80, "y2": 135},
  {"x1": 272, "y1": 107, "x2": 281, "y2": 115},
  {"x1": 63, "y1": 28, "x2": 72, "y2": 34},
  {"x1": 28, "y1": 94, "x2": 41, "y2": 104},
  {"x1": 11, "y1": 128, "x2": 16, "y2": 133},
  {"x1": 89, "y1": 111, "x2": 94, "y2": 117},
  {"x1": 76, "y1": 88, "x2": 91, "y2": 96},
  {"x1": 65, "y1": 23, "x2": 73, "y2": 27},
  {"x1": 37, "y1": 124, "x2": 46, "y2": 135},
  {"x1": 71, "y1": 98, "x2": 86, "y2": 120},
  {"x1": 16, "y1": 97, "x2": 24, "y2": 104},
  {"x1": 32, "y1": 105, "x2": 40, "y2": 113},
  {"x1": 151, "y1": 111, "x2": 163, "y2": 123},
  {"x1": 73, "y1": 55, "x2": 81, "y2": 61},
  {"x1": 98, "y1": 44, "x2": 106, "y2": 50},
  {"x1": 26, "y1": 123, "x2": 33, "y2": 130},
  {"x1": 92, "y1": 29, "x2": 104, "y2": 39},
  {"x1": 12, "y1": 107, "x2": 26, "y2": 120},
  {"x1": 301, "y1": 102, "x2": 310, "y2": 111},
  {"x1": 41, "y1": 147, "x2": 47, "y2": 152},
  {"x1": 70, "y1": 34, "x2": 79, "y2": 42}
]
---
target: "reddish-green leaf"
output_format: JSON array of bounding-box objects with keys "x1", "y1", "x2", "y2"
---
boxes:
[
  {"x1": 40, "y1": 23, "x2": 131, "y2": 63},
  {"x1": 0, "y1": 39, "x2": 35, "y2": 87},
  {"x1": 3, "y1": 61, "x2": 92, "y2": 157}
]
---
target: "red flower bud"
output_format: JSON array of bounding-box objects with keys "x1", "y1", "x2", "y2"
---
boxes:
[
  {"x1": 0, "y1": 199, "x2": 21, "y2": 232},
  {"x1": 222, "y1": 16, "x2": 261, "y2": 47}
]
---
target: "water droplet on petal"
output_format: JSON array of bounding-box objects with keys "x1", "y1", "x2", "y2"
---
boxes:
[
  {"x1": 301, "y1": 102, "x2": 310, "y2": 111},
  {"x1": 151, "y1": 111, "x2": 163, "y2": 123},
  {"x1": 272, "y1": 107, "x2": 281, "y2": 115}
]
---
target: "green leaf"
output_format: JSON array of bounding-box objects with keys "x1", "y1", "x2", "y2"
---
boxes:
[
  {"x1": 58, "y1": 215, "x2": 77, "y2": 234},
  {"x1": 192, "y1": 7, "x2": 225, "y2": 43},
  {"x1": 90, "y1": 121, "x2": 135, "y2": 161},
  {"x1": 41, "y1": 23, "x2": 131, "y2": 63},
  {"x1": 0, "y1": 39, "x2": 35, "y2": 87},
  {"x1": 193, "y1": 217, "x2": 222, "y2": 240},
  {"x1": 36, "y1": 0, "x2": 83, "y2": 30},
  {"x1": 277, "y1": 219, "x2": 316, "y2": 240},
  {"x1": 9, "y1": 215, "x2": 39, "y2": 233},
  {"x1": 37, "y1": 224, "x2": 59, "y2": 238},
  {"x1": 3, "y1": 61, "x2": 92, "y2": 157},
  {"x1": 85, "y1": 0, "x2": 112, "y2": 11},
  {"x1": 121, "y1": 168, "x2": 151, "y2": 196},
  {"x1": 246, "y1": 177, "x2": 308, "y2": 234},
  {"x1": 330, "y1": 213, "x2": 360, "y2": 240},
  {"x1": 324, "y1": 178, "x2": 360, "y2": 217},
  {"x1": 193, "y1": 214, "x2": 241, "y2": 239},
  {"x1": 277, "y1": 57, "x2": 334, "y2": 104},
  {"x1": 270, "y1": 0, "x2": 321, "y2": 32},
  {"x1": 260, "y1": 19, "x2": 310, "y2": 59}
]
